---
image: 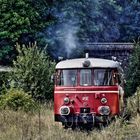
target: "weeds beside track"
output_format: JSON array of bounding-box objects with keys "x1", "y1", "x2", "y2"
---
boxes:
[{"x1": 0, "y1": 103, "x2": 140, "y2": 140}]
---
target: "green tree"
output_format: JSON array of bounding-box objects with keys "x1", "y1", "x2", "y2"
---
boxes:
[
  {"x1": 126, "y1": 41, "x2": 140, "y2": 96},
  {"x1": 0, "y1": 0, "x2": 53, "y2": 41},
  {"x1": 48, "y1": 0, "x2": 122, "y2": 41},
  {"x1": 0, "y1": 0, "x2": 54, "y2": 64},
  {"x1": 10, "y1": 43, "x2": 55, "y2": 101},
  {"x1": 118, "y1": 0, "x2": 140, "y2": 41}
]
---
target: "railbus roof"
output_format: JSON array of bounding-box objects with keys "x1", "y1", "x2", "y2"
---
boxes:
[{"x1": 56, "y1": 58, "x2": 122, "y2": 70}]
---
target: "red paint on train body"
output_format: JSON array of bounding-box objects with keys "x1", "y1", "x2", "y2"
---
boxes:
[{"x1": 54, "y1": 57, "x2": 124, "y2": 129}]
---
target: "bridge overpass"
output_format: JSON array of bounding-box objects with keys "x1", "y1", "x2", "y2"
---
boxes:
[{"x1": 84, "y1": 43, "x2": 133, "y2": 70}]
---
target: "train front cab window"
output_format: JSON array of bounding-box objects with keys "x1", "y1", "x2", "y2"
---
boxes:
[
  {"x1": 56, "y1": 68, "x2": 121, "y2": 87},
  {"x1": 79, "y1": 68, "x2": 116, "y2": 86},
  {"x1": 56, "y1": 69, "x2": 77, "y2": 86},
  {"x1": 93, "y1": 69, "x2": 114, "y2": 86},
  {"x1": 80, "y1": 69, "x2": 92, "y2": 86}
]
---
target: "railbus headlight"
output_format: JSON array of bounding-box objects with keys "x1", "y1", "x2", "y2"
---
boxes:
[
  {"x1": 60, "y1": 106, "x2": 70, "y2": 115},
  {"x1": 101, "y1": 98, "x2": 107, "y2": 104},
  {"x1": 98, "y1": 106, "x2": 110, "y2": 115},
  {"x1": 64, "y1": 97, "x2": 70, "y2": 104}
]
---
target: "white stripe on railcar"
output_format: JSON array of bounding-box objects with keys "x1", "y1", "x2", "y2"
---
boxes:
[{"x1": 55, "y1": 91, "x2": 119, "y2": 94}]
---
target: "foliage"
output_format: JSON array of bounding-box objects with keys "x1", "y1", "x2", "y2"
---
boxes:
[
  {"x1": 0, "y1": 88, "x2": 37, "y2": 112},
  {"x1": 1, "y1": 0, "x2": 140, "y2": 63},
  {"x1": 0, "y1": 69, "x2": 11, "y2": 94},
  {"x1": 45, "y1": 0, "x2": 140, "y2": 58},
  {"x1": 46, "y1": 0, "x2": 122, "y2": 58},
  {"x1": 0, "y1": 103, "x2": 140, "y2": 139},
  {"x1": 0, "y1": 43, "x2": 14, "y2": 65},
  {"x1": 118, "y1": 0, "x2": 140, "y2": 41},
  {"x1": 126, "y1": 87, "x2": 140, "y2": 117},
  {"x1": 10, "y1": 43, "x2": 55, "y2": 101},
  {"x1": 0, "y1": 0, "x2": 53, "y2": 42},
  {"x1": 0, "y1": 0, "x2": 54, "y2": 64},
  {"x1": 125, "y1": 41, "x2": 140, "y2": 96}
]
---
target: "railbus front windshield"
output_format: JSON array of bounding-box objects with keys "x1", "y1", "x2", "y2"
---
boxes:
[
  {"x1": 56, "y1": 68, "x2": 119, "y2": 86},
  {"x1": 57, "y1": 69, "x2": 77, "y2": 86}
]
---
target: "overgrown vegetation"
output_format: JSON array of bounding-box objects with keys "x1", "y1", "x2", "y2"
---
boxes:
[
  {"x1": 0, "y1": 101, "x2": 140, "y2": 140},
  {"x1": 0, "y1": 88, "x2": 37, "y2": 112},
  {"x1": 126, "y1": 41, "x2": 140, "y2": 96},
  {"x1": 0, "y1": 71, "x2": 10, "y2": 94},
  {"x1": 0, "y1": 42, "x2": 55, "y2": 113},
  {"x1": 10, "y1": 43, "x2": 55, "y2": 101},
  {"x1": 126, "y1": 87, "x2": 140, "y2": 116}
]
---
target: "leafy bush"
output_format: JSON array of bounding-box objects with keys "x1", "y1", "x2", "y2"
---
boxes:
[
  {"x1": 10, "y1": 43, "x2": 55, "y2": 101},
  {"x1": 126, "y1": 87, "x2": 140, "y2": 116},
  {"x1": 125, "y1": 41, "x2": 140, "y2": 96},
  {"x1": 0, "y1": 88, "x2": 37, "y2": 112},
  {"x1": 0, "y1": 69, "x2": 12, "y2": 94}
]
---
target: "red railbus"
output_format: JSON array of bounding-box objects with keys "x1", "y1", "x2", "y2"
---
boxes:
[{"x1": 54, "y1": 56, "x2": 125, "y2": 129}]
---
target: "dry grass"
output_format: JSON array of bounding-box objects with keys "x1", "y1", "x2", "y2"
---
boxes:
[{"x1": 0, "y1": 102, "x2": 140, "y2": 140}]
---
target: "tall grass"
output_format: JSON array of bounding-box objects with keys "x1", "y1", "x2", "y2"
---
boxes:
[{"x1": 0, "y1": 101, "x2": 140, "y2": 140}]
